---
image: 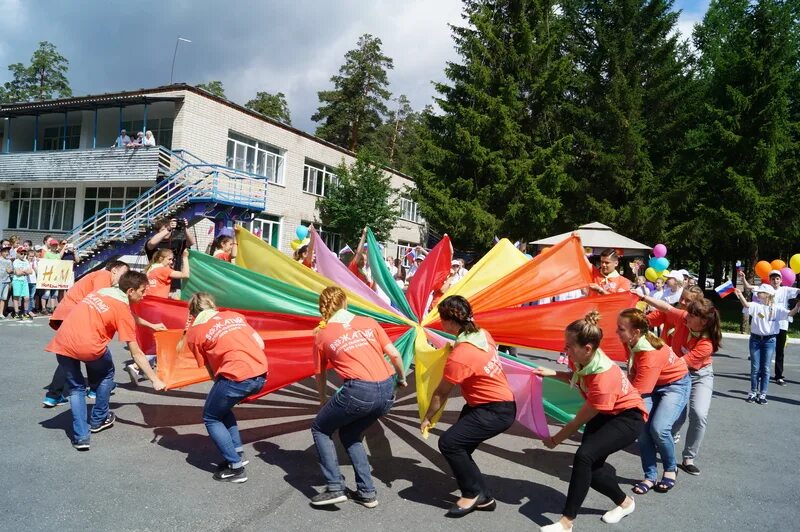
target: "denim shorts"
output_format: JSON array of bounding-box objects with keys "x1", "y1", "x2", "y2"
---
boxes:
[{"x1": 0, "y1": 282, "x2": 9, "y2": 300}]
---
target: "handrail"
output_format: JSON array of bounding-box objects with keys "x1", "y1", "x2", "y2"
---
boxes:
[{"x1": 66, "y1": 147, "x2": 268, "y2": 258}]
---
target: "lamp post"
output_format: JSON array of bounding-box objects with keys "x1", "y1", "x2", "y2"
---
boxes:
[{"x1": 170, "y1": 37, "x2": 192, "y2": 84}]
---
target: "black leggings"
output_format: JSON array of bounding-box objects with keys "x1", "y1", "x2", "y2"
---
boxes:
[
  {"x1": 563, "y1": 408, "x2": 644, "y2": 519},
  {"x1": 775, "y1": 329, "x2": 787, "y2": 379},
  {"x1": 438, "y1": 401, "x2": 516, "y2": 498}
]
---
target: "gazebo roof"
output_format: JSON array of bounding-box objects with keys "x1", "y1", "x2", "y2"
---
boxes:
[{"x1": 529, "y1": 222, "x2": 651, "y2": 254}]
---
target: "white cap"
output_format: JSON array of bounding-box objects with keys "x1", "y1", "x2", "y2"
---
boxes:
[
  {"x1": 769, "y1": 270, "x2": 782, "y2": 278},
  {"x1": 756, "y1": 284, "x2": 776, "y2": 296},
  {"x1": 667, "y1": 271, "x2": 684, "y2": 281}
]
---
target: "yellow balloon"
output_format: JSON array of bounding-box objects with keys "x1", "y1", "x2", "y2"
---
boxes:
[
  {"x1": 791, "y1": 254, "x2": 800, "y2": 274},
  {"x1": 645, "y1": 267, "x2": 658, "y2": 282}
]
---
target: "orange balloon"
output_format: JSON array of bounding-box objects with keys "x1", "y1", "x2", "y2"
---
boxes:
[
  {"x1": 755, "y1": 260, "x2": 772, "y2": 280},
  {"x1": 771, "y1": 259, "x2": 786, "y2": 271}
]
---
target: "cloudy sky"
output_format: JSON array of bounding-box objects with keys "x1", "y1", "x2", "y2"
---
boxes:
[{"x1": 0, "y1": 0, "x2": 709, "y2": 133}]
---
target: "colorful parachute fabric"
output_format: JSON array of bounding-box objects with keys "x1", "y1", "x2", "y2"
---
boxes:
[{"x1": 139, "y1": 226, "x2": 638, "y2": 438}]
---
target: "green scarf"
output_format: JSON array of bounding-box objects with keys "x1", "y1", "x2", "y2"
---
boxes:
[
  {"x1": 97, "y1": 287, "x2": 128, "y2": 304},
  {"x1": 329, "y1": 308, "x2": 356, "y2": 325},
  {"x1": 455, "y1": 329, "x2": 489, "y2": 352},
  {"x1": 628, "y1": 335, "x2": 656, "y2": 371},
  {"x1": 570, "y1": 348, "x2": 614, "y2": 389},
  {"x1": 192, "y1": 309, "x2": 219, "y2": 326}
]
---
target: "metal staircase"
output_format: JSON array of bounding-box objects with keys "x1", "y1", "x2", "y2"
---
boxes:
[{"x1": 68, "y1": 147, "x2": 268, "y2": 274}]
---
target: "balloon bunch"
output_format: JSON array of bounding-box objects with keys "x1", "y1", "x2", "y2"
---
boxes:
[
  {"x1": 644, "y1": 243, "x2": 670, "y2": 282},
  {"x1": 754, "y1": 257, "x2": 798, "y2": 287},
  {"x1": 290, "y1": 225, "x2": 310, "y2": 251}
]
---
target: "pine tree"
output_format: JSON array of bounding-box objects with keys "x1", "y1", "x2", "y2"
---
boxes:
[
  {"x1": 417, "y1": 0, "x2": 573, "y2": 250},
  {"x1": 312, "y1": 34, "x2": 393, "y2": 152},
  {"x1": 245, "y1": 91, "x2": 291, "y2": 124},
  {"x1": 1, "y1": 41, "x2": 71, "y2": 102},
  {"x1": 558, "y1": 0, "x2": 693, "y2": 243}
]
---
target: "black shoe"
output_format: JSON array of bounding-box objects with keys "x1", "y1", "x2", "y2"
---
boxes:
[
  {"x1": 90, "y1": 412, "x2": 116, "y2": 433},
  {"x1": 476, "y1": 495, "x2": 497, "y2": 511},
  {"x1": 678, "y1": 463, "x2": 701, "y2": 476},
  {"x1": 445, "y1": 497, "x2": 480, "y2": 518},
  {"x1": 345, "y1": 488, "x2": 379, "y2": 508},
  {"x1": 72, "y1": 439, "x2": 90, "y2": 451},
  {"x1": 745, "y1": 392, "x2": 757, "y2": 403},
  {"x1": 212, "y1": 465, "x2": 247, "y2": 483},
  {"x1": 310, "y1": 490, "x2": 348, "y2": 506},
  {"x1": 757, "y1": 394, "x2": 768, "y2": 405}
]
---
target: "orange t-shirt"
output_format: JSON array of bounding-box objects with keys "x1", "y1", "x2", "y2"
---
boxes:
[
  {"x1": 629, "y1": 344, "x2": 688, "y2": 394},
  {"x1": 443, "y1": 331, "x2": 514, "y2": 406},
  {"x1": 591, "y1": 267, "x2": 632, "y2": 293},
  {"x1": 51, "y1": 269, "x2": 113, "y2": 322},
  {"x1": 185, "y1": 310, "x2": 269, "y2": 381},
  {"x1": 213, "y1": 250, "x2": 232, "y2": 262},
  {"x1": 313, "y1": 315, "x2": 394, "y2": 382},
  {"x1": 654, "y1": 307, "x2": 714, "y2": 370},
  {"x1": 578, "y1": 364, "x2": 648, "y2": 420},
  {"x1": 647, "y1": 309, "x2": 680, "y2": 343},
  {"x1": 45, "y1": 289, "x2": 137, "y2": 361},
  {"x1": 146, "y1": 266, "x2": 173, "y2": 298}
]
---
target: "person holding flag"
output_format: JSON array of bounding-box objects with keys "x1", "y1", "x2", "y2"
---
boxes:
[
  {"x1": 733, "y1": 285, "x2": 800, "y2": 404},
  {"x1": 738, "y1": 270, "x2": 799, "y2": 386},
  {"x1": 347, "y1": 229, "x2": 375, "y2": 289},
  {"x1": 588, "y1": 249, "x2": 631, "y2": 295}
]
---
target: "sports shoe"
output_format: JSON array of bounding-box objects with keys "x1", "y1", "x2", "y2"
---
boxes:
[
  {"x1": 601, "y1": 498, "x2": 635, "y2": 524},
  {"x1": 678, "y1": 462, "x2": 701, "y2": 476},
  {"x1": 757, "y1": 394, "x2": 768, "y2": 405},
  {"x1": 15, "y1": 314, "x2": 23, "y2": 321},
  {"x1": 776, "y1": 378, "x2": 786, "y2": 386},
  {"x1": 86, "y1": 389, "x2": 96, "y2": 400},
  {"x1": 42, "y1": 395, "x2": 68, "y2": 408},
  {"x1": 212, "y1": 465, "x2": 247, "y2": 483},
  {"x1": 346, "y1": 488, "x2": 379, "y2": 508},
  {"x1": 90, "y1": 412, "x2": 116, "y2": 433},
  {"x1": 673, "y1": 433, "x2": 681, "y2": 444},
  {"x1": 72, "y1": 439, "x2": 90, "y2": 451},
  {"x1": 23, "y1": 313, "x2": 32, "y2": 320},
  {"x1": 745, "y1": 392, "x2": 757, "y2": 403},
  {"x1": 214, "y1": 452, "x2": 250, "y2": 471},
  {"x1": 310, "y1": 490, "x2": 348, "y2": 506},
  {"x1": 124, "y1": 364, "x2": 141, "y2": 386}
]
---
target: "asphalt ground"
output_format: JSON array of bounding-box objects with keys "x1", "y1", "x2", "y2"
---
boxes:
[{"x1": 2, "y1": 316, "x2": 798, "y2": 532}]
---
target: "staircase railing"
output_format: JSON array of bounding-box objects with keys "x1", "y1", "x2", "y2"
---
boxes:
[{"x1": 66, "y1": 147, "x2": 268, "y2": 259}]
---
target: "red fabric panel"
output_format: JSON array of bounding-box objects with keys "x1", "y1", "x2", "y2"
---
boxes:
[
  {"x1": 470, "y1": 292, "x2": 639, "y2": 362},
  {"x1": 406, "y1": 235, "x2": 452, "y2": 320}
]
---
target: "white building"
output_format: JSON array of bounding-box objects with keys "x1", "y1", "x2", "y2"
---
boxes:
[{"x1": 0, "y1": 83, "x2": 426, "y2": 271}]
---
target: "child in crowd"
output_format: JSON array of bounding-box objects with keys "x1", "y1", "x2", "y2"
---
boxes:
[
  {"x1": 24, "y1": 241, "x2": 38, "y2": 315},
  {"x1": 0, "y1": 246, "x2": 12, "y2": 319},
  {"x1": 651, "y1": 278, "x2": 665, "y2": 301},
  {"x1": 145, "y1": 248, "x2": 190, "y2": 299},
  {"x1": 208, "y1": 235, "x2": 236, "y2": 263},
  {"x1": 41, "y1": 237, "x2": 66, "y2": 314},
  {"x1": 11, "y1": 247, "x2": 33, "y2": 320}
]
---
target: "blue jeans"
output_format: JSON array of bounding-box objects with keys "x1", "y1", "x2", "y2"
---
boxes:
[
  {"x1": 56, "y1": 348, "x2": 115, "y2": 443},
  {"x1": 203, "y1": 374, "x2": 266, "y2": 468},
  {"x1": 639, "y1": 373, "x2": 691, "y2": 482},
  {"x1": 311, "y1": 377, "x2": 395, "y2": 497},
  {"x1": 749, "y1": 335, "x2": 777, "y2": 394}
]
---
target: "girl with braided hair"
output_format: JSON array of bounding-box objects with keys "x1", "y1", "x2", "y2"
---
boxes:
[
  {"x1": 310, "y1": 286, "x2": 406, "y2": 508},
  {"x1": 534, "y1": 311, "x2": 646, "y2": 531},
  {"x1": 421, "y1": 295, "x2": 516, "y2": 518}
]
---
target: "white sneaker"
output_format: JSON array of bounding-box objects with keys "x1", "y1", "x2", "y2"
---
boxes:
[
  {"x1": 540, "y1": 522, "x2": 572, "y2": 532},
  {"x1": 602, "y1": 499, "x2": 635, "y2": 524}
]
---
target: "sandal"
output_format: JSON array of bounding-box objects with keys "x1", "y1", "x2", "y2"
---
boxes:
[
  {"x1": 632, "y1": 481, "x2": 653, "y2": 494},
  {"x1": 654, "y1": 473, "x2": 677, "y2": 493}
]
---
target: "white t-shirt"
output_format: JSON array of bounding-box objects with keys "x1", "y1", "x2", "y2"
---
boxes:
[
  {"x1": 663, "y1": 286, "x2": 683, "y2": 305},
  {"x1": 555, "y1": 289, "x2": 584, "y2": 302},
  {"x1": 745, "y1": 303, "x2": 791, "y2": 336},
  {"x1": 773, "y1": 287, "x2": 799, "y2": 331}
]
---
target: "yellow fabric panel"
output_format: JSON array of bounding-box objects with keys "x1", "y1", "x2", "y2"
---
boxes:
[{"x1": 414, "y1": 326, "x2": 452, "y2": 426}]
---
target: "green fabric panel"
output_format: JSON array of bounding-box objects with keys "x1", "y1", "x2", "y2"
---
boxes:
[
  {"x1": 183, "y1": 250, "x2": 408, "y2": 325},
  {"x1": 366, "y1": 228, "x2": 418, "y2": 322},
  {"x1": 499, "y1": 352, "x2": 583, "y2": 425},
  {"x1": 393, "y1": 327, "x2": 418, "y2": 373}
]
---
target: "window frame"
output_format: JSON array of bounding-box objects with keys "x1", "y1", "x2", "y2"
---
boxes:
[{"x1": 226, "y1": 131, "x2": 286, "y2": 185}]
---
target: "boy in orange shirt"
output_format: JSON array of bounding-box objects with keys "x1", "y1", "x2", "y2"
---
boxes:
[{"x1": 45, "y1": 271, "x2": 165, "y2": 450}]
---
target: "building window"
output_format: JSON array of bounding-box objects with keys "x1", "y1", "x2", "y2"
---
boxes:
[
  {"x1": 122, "y1": 117, "x2": 174, "y2": 149},
  {"x1": 302, "y1": 160, "x2": 338, "y2": 197},
  {"x1": 396, "y1": 240, "x2": 418, "y2": 268},
  {"x1": 302, "y1": 219, "x2": 341, "y2": 253},
  {"x1": 248, "y1": 215, "x2": 281, "y2": 248},
  {"x1": 7, "y1": 187, "x2": 77, "y2": 231},
  {"x1": 83, "y1": 186, "x2": 148, "y2": 220},
  {"x1": 226, "y1": 132, "x2": 285, "y2": 184},
  {"x1": 400, "y1": 196, "x2": 421, "y2": 223},
  {"x1": 42, "y1": 125, "x2": 81, "y2": 151}
]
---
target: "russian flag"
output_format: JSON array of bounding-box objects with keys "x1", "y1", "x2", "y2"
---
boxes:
[
  {"x1": 715, "y1": 280, "x2": 735, "y2": 298},
  {"x1": 404, "y1": 249, "x2": 416, "y2": 261}
]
